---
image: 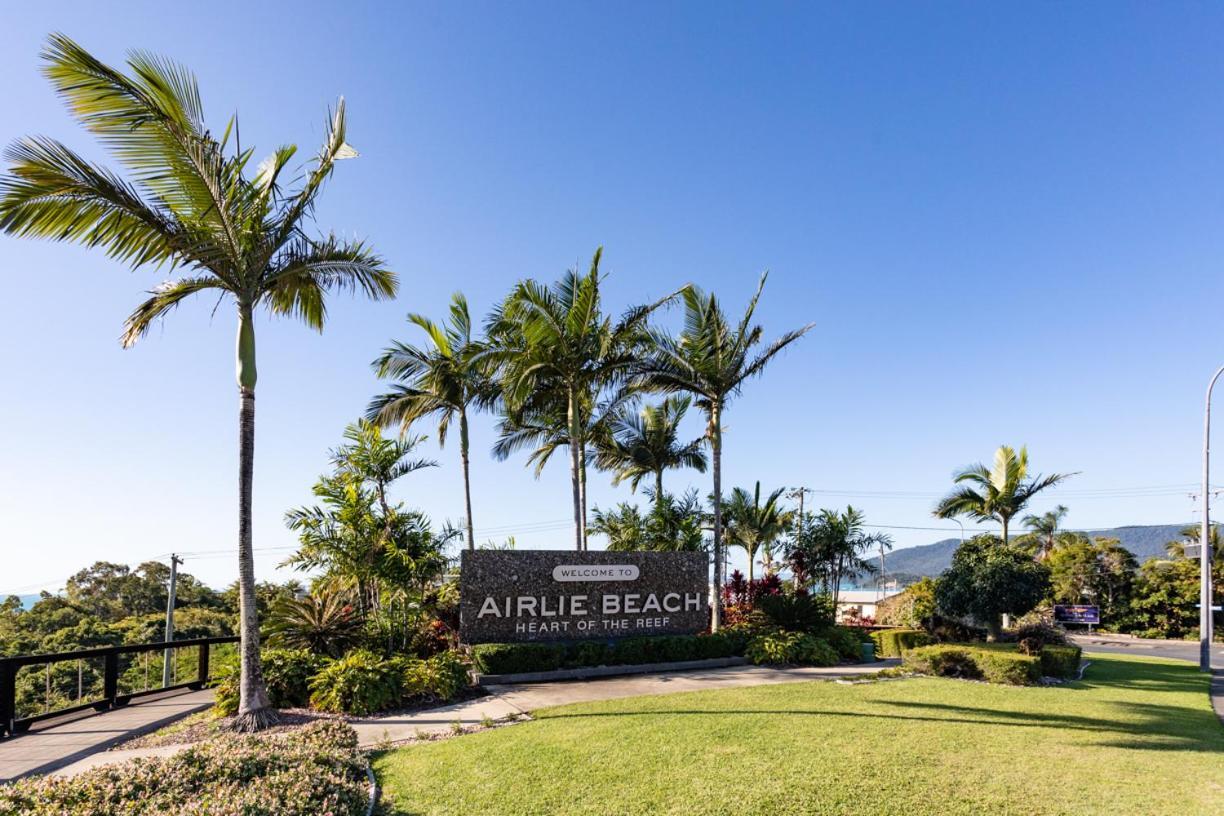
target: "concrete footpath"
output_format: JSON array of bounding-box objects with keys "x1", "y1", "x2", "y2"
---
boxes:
[
  {"x1": 52, "y1": 660, "x2": 896, "y2": 778},
  {"x1": 0, "y1": 688, "x2": 214, "y2": 783}
]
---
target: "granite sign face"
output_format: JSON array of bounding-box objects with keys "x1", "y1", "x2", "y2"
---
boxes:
[{"x1": 459, "y1": 550, "x2": 710, "y2": 644}]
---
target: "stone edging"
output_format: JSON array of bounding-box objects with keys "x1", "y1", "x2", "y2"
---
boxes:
[
  {"x1": 364, "y1": 757, "x2": 378, "y2": 816},
  {"x1": 476, "y1": 656, "x2": 748, "y2": 685}
]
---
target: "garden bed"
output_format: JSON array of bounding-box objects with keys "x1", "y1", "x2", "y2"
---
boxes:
[{"x1": 3, "y1": 720, "x2": 370, "y2": 816}]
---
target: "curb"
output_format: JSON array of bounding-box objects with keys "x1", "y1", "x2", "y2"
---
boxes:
[
  {"x1": 364, "y1": 758, "x2": 379, "y2": 816},
  {"x1": 476, "y1": 656, "x2": 748, "y2": 685}
]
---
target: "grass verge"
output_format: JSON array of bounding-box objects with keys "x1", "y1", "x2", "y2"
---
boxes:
[{"x1": 374, "y1": 653, "x2": 1224, "y2": 815}]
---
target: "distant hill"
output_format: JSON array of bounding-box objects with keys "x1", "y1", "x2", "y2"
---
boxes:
[{"x1": 885, "y1": 524, "x2": 1189, "y2": 580}]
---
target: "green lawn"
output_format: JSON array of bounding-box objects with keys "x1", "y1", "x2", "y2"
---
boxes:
[{"x1": 374, "y1": 654, "x2": 1224, "y2": 815}]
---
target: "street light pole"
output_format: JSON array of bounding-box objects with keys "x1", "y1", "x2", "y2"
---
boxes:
[
  {"x1": 949, "y1": 518, "x2": 965, "y2": 544},
  {"x1": 1200, "y1": 366, "x2": 1223, "y2": 673}
]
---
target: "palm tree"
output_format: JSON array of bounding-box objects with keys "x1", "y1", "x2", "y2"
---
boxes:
[
  {"x1": 594, "y1": 395, "x2": 707, "y2": 498},
  {"x1": 1021, "y1": 504, "x2": 1069, "y2": 560},
  {"x1": 934, "y1": 445, "x2": 1072, "y2": 546},
  {"x1": 0, "y1": 37, "x2": 396, "y2": 730},
  {"x1": 635, "y1": 274, "x2": 813, "y2": 628},
  {"x1": 266, "y1": 590, "x2": 362, "y2": 658},
  {"x1": 722, "y1": 482, "x2": 791, "y2": 582},
  {"x1": 487, "y1": 249, "x2": 669, "y2": 549},
  {"x1": 367, "y1": 294, "x2": 497, "y2": 550},
  {"x1": 1166, "y1": 524, "x2": 1224, "y2": 569}
]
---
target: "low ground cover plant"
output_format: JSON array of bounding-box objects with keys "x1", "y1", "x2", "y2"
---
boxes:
[{"x1": 0, "y1": 720, "x2": 368, "y2": 816}]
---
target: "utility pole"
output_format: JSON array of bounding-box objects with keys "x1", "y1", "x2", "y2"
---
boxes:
[
  {"x1": 162, "y1": 554, "x2": 182, "y2": 687},
  {"x1": 1199, "y1": 367, "x2": 1223, "y2": 673}
]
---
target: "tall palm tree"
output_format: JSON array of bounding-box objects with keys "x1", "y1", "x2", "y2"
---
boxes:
[
  {"x1": 594, "y1": 395, "x2": 707, "y2": 499},
  {"x1": 1021, "y1": 504, "x2": 1069, "y2": 560},
  {"x1": 487, "y1": 249, "x2": 669, "y2": 549},
  {"x1": 635, "y1": 274, "x2": 813, "y2": 628},
  {"x1": 935, "y1": 445, "x2": 1072, "y2": 547},
  {"x1": 0, "y1": 37, "x2": 395, "y2": 730},
  {"x1": 722, "y1": 482, "x2": 791, "y2": 582},
  {"x1": 367, "y1": 294, "x2": 496, "y2": 550}
]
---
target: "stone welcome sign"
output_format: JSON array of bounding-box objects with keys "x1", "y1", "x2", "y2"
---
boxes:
[{"x1": 459, "y1": 550, "x2": 709, "y2": 644}]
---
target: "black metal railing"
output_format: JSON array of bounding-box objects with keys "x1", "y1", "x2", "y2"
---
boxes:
[{"x1": 0, "y1": 636, "x2": 238, "y2": 738}]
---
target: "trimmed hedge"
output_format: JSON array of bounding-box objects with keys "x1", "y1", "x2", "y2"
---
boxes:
[
  {"x1": 904, "y1": 645, "x2": 1040, "y2": 685},
  {"x1": 471, "y1": 632, "x2": 746, "y2": 676},
  {"x1": 870, "y1": 628, "x2": 932, "y2": 658},
  {"x1": 0, "y1": 720, "x2": 367, "y2": 816},
  {"x1": 1039, "y1": 645, "x2": 1082, "y2": 679}
]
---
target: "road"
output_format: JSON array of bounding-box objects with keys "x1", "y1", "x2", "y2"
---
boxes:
[{"x1": 1070, "y1": 632, "x2": 1224, "y2": 664}]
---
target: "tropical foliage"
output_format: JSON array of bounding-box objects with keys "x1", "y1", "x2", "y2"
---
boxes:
[
  {"x1": 368, "y1": 293, "x2": 498, "y2": 550},
  {"x1": 633, "y1": 275, "x2": 813, "y2": 626},
  {"x1": 934, "y1": 445, "x2": 1072, "y2": 543},
  {"x1": 593, "y1": 395, "x2": 707, "y2": 497},
  {"x1": 934, "y1": 535, "x2": 1051, "y2": 639},
  {"x1": 0, "y1": 35, "x2": 396, "y2": 730},
  {"x1": 590, "y1": 488, "x2": 706, "y2": 552},
  {"x1": 785, "y1": 506, "x2": 891, "y2": 606},
  {"x1": 722, "y1": 482, "x2": 791, "y2": 582}
]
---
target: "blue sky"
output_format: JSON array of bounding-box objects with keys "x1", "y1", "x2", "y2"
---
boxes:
[{"x1": 3, "y1": 2, "x2": 1224, "y2": 593}]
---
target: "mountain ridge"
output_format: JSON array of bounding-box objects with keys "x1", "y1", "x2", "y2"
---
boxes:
[{"x1": 884, "y1": 523, "x2": 1190, "y2": 580}]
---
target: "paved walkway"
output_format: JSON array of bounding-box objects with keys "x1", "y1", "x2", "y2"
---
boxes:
[
  {"x1": 0, "y1": 688, "x2": 214, "y2": 783},
  {"x1": 48, "y1": 661, "x2": 896, "y2": 778}
]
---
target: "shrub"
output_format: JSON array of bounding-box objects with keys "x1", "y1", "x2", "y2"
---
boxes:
[
  {"x1": 817, "y1": 626, "x2": 869, "y2": 662},
  {"x1": 745, "y1": 631, "x2": 838, "y2": 666},
  {"x1": 756, "y1": 592, "x2": 835, "y2": 633},
  {"x1": 1012, "y1": 618, "x2": 1068, "y2": 650},
  {"x1": 974, "y1": 650, "x2": 1041, "y2": 685},
  {"x1": 1039, "y1": 645, "x2": 1082, "y2": 678},
  {"x1": 212, "y1": 648, "x2": 326, "y2": 716},
  {"x1": 400, "y1": 649, "x2": 471, "y2": 703},
  {"x1": 309, "y1": 649, "x2": 403, "y2": 715},
  {"x1": 904, "y1": 644, "x2": 1040, "y2": 685},
  {"x1": 870, "y1": 628, "x2": 932, "y2": 658},
  {"x1": 926, "y1": 614, "x2": 986, "y2": 643},
  {"x1": 0, "y1": 720, "x2": 367, "y2": 816},
  {"x1": 471, "y1": 642, "x2": 565, "y2": 675}
]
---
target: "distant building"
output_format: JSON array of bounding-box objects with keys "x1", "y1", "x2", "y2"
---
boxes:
[{"x1": 835, "y1": 588, "x2": 903, "y2": 623}]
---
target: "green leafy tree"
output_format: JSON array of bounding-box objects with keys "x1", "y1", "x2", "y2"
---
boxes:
[
  {"x1": 368, "y1": 294, "x2": 498, "y2": 550},
  {"x1": 935, "y1": 535, "x2": 1051, "y2": 640},
  {"x1": 0, "y1": 37, "x2": 396, "y2": 730},
  {"x1": 1124, "y1": 558, "x2": 1202, "y2": 639},
  {"x1": 934, "y1": 446, "x2": 1072, "y2": 545},
  {"x1": 1046, "y1": 535, "x2": 1137, "y2": 625},
  {"x1": 1165, "y1": 524, "x2": 1224, "y2": 570},
  {"x1": 593, "y1": 395, "x2": 707, "y2": 498},
  {"x1": 722, "y1": 482, "x2": 791, "y2": 582},
  {"x1": 635, "y1": 275, "x2": 812, "y2": 628}
]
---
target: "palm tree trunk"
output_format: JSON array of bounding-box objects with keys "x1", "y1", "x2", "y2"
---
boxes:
[
  {"x1": 567, "y1": 386, "x2": 583, "y2": 551},
  {"x1": 1001, "y1": 517, "x2": 1009, "y2": 546},
  {"x1": 232, "y1": 308, "x2": 274, "y2": 732},
  {"x1": 656, "y1": 470, "x2": 665, "y2": 505},
  {"x1": 459, "y1": 408, "x2": 475, "y2": 550},
  {"x1": 710, "y1": 401, "x2": 723, "y2": 631},
  {"x1": 579, "y1": 443, "x2": 589, "y2": 551},
  {"x1": 747, "y1": 544, "x2": 754, "y2": 584}
]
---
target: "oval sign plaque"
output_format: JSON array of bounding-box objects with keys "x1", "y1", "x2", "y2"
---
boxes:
[{"x1": 552, "y1": 564, "x2": 640, "y2": 582}]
